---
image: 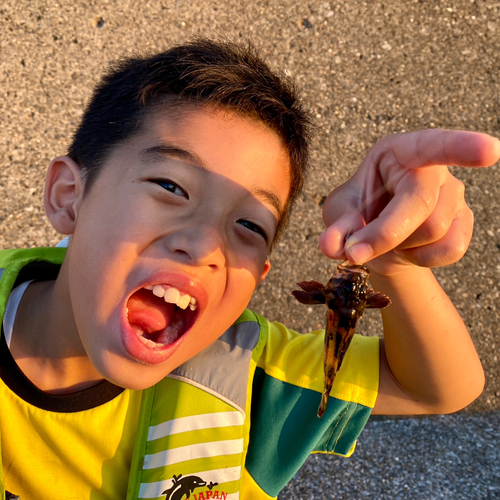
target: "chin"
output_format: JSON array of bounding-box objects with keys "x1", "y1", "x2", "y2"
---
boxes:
[{"x1": 92, "y1": 351, "x2": 176, "y2": 391}]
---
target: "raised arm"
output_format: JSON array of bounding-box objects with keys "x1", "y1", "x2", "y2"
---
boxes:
[{"x1": 320, "y1": 130, "x2": 500, "y2": 415}]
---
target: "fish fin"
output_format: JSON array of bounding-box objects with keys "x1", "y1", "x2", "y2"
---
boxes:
[
  {"x1": 297, "y1": 280, "x2": 326, "y2": 293},
  {"x1": 291, "y1": 290, "x2": 326, "y2": 305},
  {"x1": 317, "y1": 392, "x2": 328, "y2": 418},
  {"x1": 291, "y1": 280, "x2": 326, "y2": 305},
  {"x1": 366, "y1": 289, "x2": 391, "y2": 309}
]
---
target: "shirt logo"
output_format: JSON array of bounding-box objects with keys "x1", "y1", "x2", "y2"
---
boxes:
[{"x1": 162, "y1": 473, "x2": 225, "y2": 500}]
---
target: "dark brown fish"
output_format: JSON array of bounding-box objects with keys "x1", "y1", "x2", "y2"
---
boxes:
[{"x1": 292, "y1": 260, "x2": 391, "y2": 418}]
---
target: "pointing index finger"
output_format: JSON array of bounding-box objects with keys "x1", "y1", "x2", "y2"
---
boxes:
[
  {"x1": 376, "y1": 129, "x2": 500, "y2": 170},
  {"x1": 342, "y1": 130, "x2": 500, "y2": 264}
]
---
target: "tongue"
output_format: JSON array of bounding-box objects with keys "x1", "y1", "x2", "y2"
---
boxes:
[{"x1": 127, "y1": 288, "x2": 176, "y2": 334}]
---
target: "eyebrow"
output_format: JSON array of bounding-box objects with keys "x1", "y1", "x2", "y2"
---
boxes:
[
  {"x1": 249, "y1": 188, "x2": 284, "y2": 221},
  {"x1": 140, "y1": 144, "x2": 209, "y2": 170},
  {"x1": 140, "y1": 143, "x2": 285, "y2": 219}
]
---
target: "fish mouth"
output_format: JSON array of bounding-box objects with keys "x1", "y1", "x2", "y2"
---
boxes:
[
  {"x1": 126, "y1": 284, "x2": 198, "y2": 348},
  {"x1": 339, "y1": 259, "x2": 369, "y2": 273}
]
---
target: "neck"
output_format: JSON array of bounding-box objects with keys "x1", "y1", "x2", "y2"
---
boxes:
[{"x1": 9, "y1": 264, "x2": 104, "y2": 394}]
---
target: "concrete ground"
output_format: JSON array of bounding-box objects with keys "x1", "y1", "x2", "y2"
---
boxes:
[{"x1": 1, "y1": 1, "x2": 499, "y2": 498}]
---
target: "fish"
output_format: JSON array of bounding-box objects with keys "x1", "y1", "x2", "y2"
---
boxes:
[{"x1": 291, "y1": 260, "x2": 391, "y2": 418}]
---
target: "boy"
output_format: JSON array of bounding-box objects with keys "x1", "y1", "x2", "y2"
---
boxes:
[{"x1": 0, "y1": 38, "x2": 497, "y2": 499}]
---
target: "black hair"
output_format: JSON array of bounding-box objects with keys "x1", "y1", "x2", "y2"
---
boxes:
[{"x1": 68, "y1": 38, "x2": 312, "y2": 243}]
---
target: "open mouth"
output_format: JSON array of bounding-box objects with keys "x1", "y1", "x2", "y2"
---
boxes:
[{"x1": 126, "y1": 284, "x2": 198, "y2": 348}]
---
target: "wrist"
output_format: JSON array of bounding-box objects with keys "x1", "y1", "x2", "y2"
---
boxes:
[
  {"x1": 363, "y1": 251, "x2": 424, "y2": 279},
  {"x1": 367, "y1": 261, "x2": 433, "y2": 291}
]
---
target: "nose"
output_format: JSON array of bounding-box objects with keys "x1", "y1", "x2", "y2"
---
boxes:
[{"x1": 163, "y1": 223, "x2": 226, "y2": 269}]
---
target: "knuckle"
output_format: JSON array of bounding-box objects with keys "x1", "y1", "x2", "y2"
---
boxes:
[
  {"x1": 414, "y1": 189, "x2": 436, "y2": 215},
  {"x1": 447, "y1": 175, "x2": 466, "y2": 202},
  {"x1": 454, "y1": 178, "x2": 466, "y2": 199},
  {"x1": 444, "y1": 234, "x2": 470, "y2": 263},
  {"x1": 468, "y1": 207, "x2": 475, "y2": 225},
  {"x1": 449, "y1": 239, "x2": 468, "y2": 261},
  {"x1": 407, "y1": 172, "x2": 437, "y2": 213},
  {"x1": 377, "y1": 224, "x2": 399, "y2": 247},
  {"x1": 463, "y1": 204, "x2": 474, "y2": 225},
  {"x1": 375, "y1": 135, "x2": 391, "y2": 149},
  {"x1": 421, "y1": 214, "x2": 450, "y2": 242}
]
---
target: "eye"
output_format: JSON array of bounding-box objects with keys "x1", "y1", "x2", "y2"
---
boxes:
[
  {"x1": 152, "y1": 179, "x2": 188, "y2": 198},
  {"x1": 342, "y1": 282, "x2": 355, "y2": 294},
  {"x1": 237, "y1": 219, "x2": 267, "y2": 241}
]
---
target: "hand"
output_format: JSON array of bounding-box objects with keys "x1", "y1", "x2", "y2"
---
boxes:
[{"x1": 319, "y1": 129, "x2": 500, "y2": 274}]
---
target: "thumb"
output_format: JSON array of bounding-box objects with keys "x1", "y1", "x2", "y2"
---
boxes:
[{"x1": 319, "y1": 212, "x2": 366, "y2": 260}]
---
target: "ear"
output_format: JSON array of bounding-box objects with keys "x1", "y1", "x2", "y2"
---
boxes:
[
  {"x1": 44, "y1": 156, "x2": 85, "y2": 235},
  {"x1": 259, "y1": 259, "x2": 272, "y2": 282}
]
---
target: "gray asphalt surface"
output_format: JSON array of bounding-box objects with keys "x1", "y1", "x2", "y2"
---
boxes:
[
  {"x1": 1, "y1": 1, "x2": 499, "y2": 498},
  {"x1": 281, "y1": 412, "x2": 500, "y2": 499}
]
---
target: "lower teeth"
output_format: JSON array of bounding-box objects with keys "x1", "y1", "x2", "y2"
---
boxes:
[
  {"x1": 138, "y1": 317, "x2": 184, "y2": 347},
  {"x1": 139, "y1": 336, "x2": 159, "y2": 348},
  {"x1": 128, "y1": 292, "x2": 190, "y2": 347}
]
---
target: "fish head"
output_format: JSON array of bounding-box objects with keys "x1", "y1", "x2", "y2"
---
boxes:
[{"x1": 326, "y1": 261, "x2": 370, "y2": 312}]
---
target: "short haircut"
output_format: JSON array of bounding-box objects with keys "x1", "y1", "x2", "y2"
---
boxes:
[{"x1": 67, "y1": 38, "x2": 312, "y2": 245}]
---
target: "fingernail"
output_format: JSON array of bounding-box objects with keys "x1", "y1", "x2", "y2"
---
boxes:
[{"x1": 346, "y1": 242, "x2": 373, "y2": 264}]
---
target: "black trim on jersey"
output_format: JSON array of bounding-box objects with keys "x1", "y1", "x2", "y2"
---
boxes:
[
  {"x1": 0, "y1": 333, "x2": 125, "y2": 412},
  {"x1": 13, "y1": 259, "x2": 61, "y2": 288},
  {"x1": 0, "y1": 258, "x2": 125, "y2": 412}
]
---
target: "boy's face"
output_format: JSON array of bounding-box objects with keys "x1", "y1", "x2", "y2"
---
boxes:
[{"x1": 63, "y1": 107, "x2": 291, "y2": 389}]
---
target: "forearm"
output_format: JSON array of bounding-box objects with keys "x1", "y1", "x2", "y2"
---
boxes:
[
  {"x1": 370, "y1": 266, "x2": 484, "y2": 415},
  {"x1": 320, "y1": 130, "x2": 498, "y2": 415}
]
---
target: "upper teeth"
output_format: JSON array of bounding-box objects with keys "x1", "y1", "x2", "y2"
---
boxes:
[{"x1": 145, "y1": 284, "x2": 197, "y2": 310}]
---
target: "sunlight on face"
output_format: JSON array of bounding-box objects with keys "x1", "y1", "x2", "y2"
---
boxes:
[{"x1": 64, "y1": 107, "x2": 292, "y2": 389}]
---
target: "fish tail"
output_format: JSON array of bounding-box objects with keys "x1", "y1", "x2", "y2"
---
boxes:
[{"x1": 317, "y1": 390, "x2": 329, "y2": 418}]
